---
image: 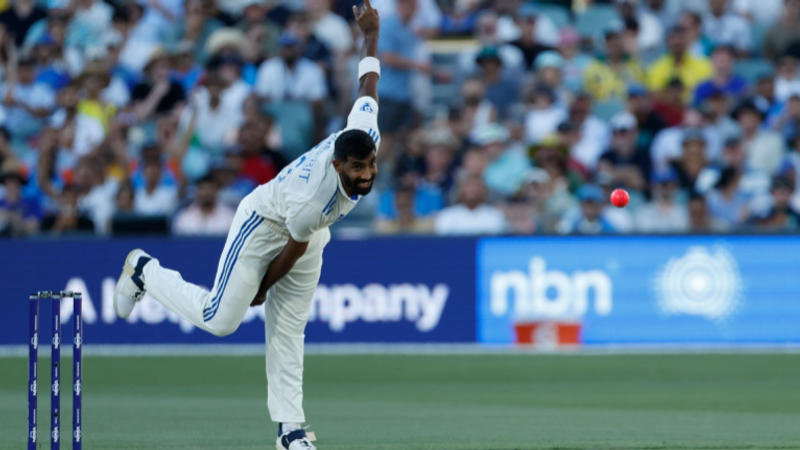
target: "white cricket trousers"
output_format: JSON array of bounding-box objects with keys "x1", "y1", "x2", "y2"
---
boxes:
[{"x1": 141, "y1": 194, "x2": 329, "y2": 423}]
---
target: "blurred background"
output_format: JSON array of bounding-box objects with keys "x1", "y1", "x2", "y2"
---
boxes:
[
  {"x1": 1, "y1": 0, "x2": 799, "y2": 349},
  {"x1": 1, "y1": 0, "x2": 799, "y2": 238}
]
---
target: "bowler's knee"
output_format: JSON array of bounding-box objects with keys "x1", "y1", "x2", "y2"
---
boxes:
[{"x1": 209, "y1": 320, "x2": 240, "y2": 337}]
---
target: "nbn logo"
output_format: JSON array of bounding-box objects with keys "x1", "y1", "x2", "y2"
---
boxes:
[{"x1": 489, "y1": 257, "x2": 612, "y2": 320}]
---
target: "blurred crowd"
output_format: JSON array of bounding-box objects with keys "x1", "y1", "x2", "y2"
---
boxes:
[{"x1": 1, "y1": 0, "x2": 799, "y2": 238}]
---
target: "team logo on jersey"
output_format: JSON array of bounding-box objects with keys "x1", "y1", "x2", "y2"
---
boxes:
[
  {"x1": 655, "y1": 246, "x2": 742, "y2": 321},
  {"x1": 360, "y1": 102, "x2": 374, "y2": 113}
]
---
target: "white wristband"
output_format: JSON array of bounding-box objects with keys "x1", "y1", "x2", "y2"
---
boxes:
[{"x1": 358, "y1": 57, "x2": 381, "y2": 80}]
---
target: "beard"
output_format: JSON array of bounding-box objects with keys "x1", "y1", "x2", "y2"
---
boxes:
[{"x1": 341, "y1": 173, "x2": 374, "y2": 196}]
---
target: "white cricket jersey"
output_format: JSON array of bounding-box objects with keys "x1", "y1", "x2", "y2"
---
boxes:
[{"x1": 247, "y1": 96, "x2": 380, "y2": 242}]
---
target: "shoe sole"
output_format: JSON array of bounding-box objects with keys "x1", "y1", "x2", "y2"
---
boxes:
[{"x1": 114, "y1": 249, "x2": 142, "y2": 318}]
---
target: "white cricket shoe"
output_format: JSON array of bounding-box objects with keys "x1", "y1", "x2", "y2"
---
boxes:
[
  {"x1": 114, "y1": 249, "x2": 151, "y2": 319},
  {"x1": 276, "y1": 426, "x2": 316, "y2": 450}
]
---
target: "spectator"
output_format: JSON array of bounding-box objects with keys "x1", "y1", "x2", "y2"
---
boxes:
[
  {"x1": 114, "y1": 180, "x2": 135, "y2": 215},
  {"x1": 458, "y1": 10, "x2": 524, "y2": 75},
  {"x1": 166, "y1": 0, "x2": 223, "y2": 63},
  {"x1": 510, "y1": 167, "x2": 552, "y2": 232},
  {"x1": 703, "y1": 0, "x2": 752, "y2": 54},
  {"x1": 751, "y1": 175, "x2": 800, "y2": 229},
  {"x1": 307, "y1": 0, "x2": 353, "y2": 54},
  {"x1": 763, "y1": 0, "x2": 800, "y2": 61},
  {"x1": 40, "y1": 184, "x2": 95, "y2": 235},
  {"x1": 477, "y1": 123, "x2": 531, "y2": 196},
  {"x1": 687, "y1": 191, "x2": 723, "y2": 232},
  {"x1": 131, "y1": 48, "x2": 186, "y2": 121},
  {"x1": 651, "y1": 78, "x2": 687, "y2": 127},
  {"x1": 693, "y1": 44, "x2": 747, "y2": 107},
  {"x1": 557, "y1": 184, "x2": 619, "y2": 234},
  {"x1": 234, "y1": 120, "x2": 279, "y2": 185},
  {"x1": 133, "y1": 154, "x2": 178, "y2": 217},
  {"x1": 680, "y1": 10, "x2": 713, "y2": 57},
  {"x1": 460, "y1": 77, "x2": 497, "y2": 132},
  {"x1": 706, "y1": 166, "x2": 751, "y2": 229},
  {"x1": 377, "y1": 0, "x2": 428, "y2": 160},
  {"x1": 597, "y1": 111, "x2": 651, "y2": 194},
  {"x1": 475, "y1": 46, "x2": 521, "y2": 120},
  {"x1": 440, "y1": 0, "x2": 481, "y2": 37},
  {"x1": 647, "y1": 25, "x2": 712, "y2": 97},
  {"x1": 0, "y1": 162, "x2": 40, "y2": 236},
  {"x1": 772, "y1": 91, "x2": 800, "y2": 140},
  {"x1": 701, "y1": 89, "x2": 740, "y2": 141},
  {"x1": 635, "y1": 168, "x2": 689, "y2": 232},
  {"x1": 1, "y1": 55, "x2": 56, "y2": 140},
  {"x1": 557, "y1": 28, "x2": 593, "y2": 94},
  {"x1": 582, "y1": 24, "x2": 646, "y2": 103},
  {"x1": 172, "y1": 173, "x2": 235, "y2": 235},
  {"x1": 0, "y1": 0, "x2": 46, "y2": 47},
  {"x1": 669, "y1": 128, "x2": 712, "y2": 192},
  {"x1": 524, "y1": 85, "x2": 566, "y2": 144},
  {"x1": 734, "y1": 98, "x2": 786, "y2": 175},
  {"x1": 533, "y1": 50, "x2": 568, "y2": 106},
  {"x1": 774, "y1": 48, "x2": 800, "y2": 103},
  {"x1": 375, "y1": 181, "x2": 436, "y2": 234},
  {"x1": 627, "y1": 85, "x2": 667, "y2": 151},
  {"x1": 508, "y1": 4, "x2": 552, "y2": 69},
  {"x1": 565, "y1": 93, "x2": 611, "y2": 171},
  {"x1": 614, "y1": 0, "x2": 664, "y2": 58},
  {"x1": 434, "y1": 175, "x2": 505, "y2": 235}
]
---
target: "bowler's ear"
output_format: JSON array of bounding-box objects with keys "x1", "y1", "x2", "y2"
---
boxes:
[{"x1": 332, "y1": 159, "x2": 342, "y2": 173}]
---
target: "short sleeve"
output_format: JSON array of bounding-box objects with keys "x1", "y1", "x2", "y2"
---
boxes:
[
  {"x1": 345, "y1": 96, "x2": 380, "y2": 145},
  {"x1": 285, "y1": 198, "x2": 322, "y2": 242}
]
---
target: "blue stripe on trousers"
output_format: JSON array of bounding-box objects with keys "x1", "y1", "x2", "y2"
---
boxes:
[
  {"x1": 202, "y1": 212, "x2": 259, "y2": 321},
  {"x1": 203, "y1": 214, "x2": 264, "y2": 321}
]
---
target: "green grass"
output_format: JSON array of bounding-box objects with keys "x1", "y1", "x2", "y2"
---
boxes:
[{"x1": 1, "y1": 353, "x2": 800, "y2": 449}]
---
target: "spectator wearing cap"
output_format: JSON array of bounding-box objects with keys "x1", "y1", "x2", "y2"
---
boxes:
[
  {"x1": 477, "y1": 123, "x2": 531, "y2": 196},
  {"x1": 647, "y1": 25, "x2": 712, "y2": 97},
  {"x1": 679, "y1": 10, "x2": 713, "y2": 57},
  {"x1": 635, "y1": 168, "x2": 689, "y2": 233},
  {"x1": 582, "y1": 23, "x2": 646, "y2": 103},
  {"x1": 0, "y1": 162, "x2": 40, "y2": 236},
  {"x1": 627, "y1": 85, "x2": 666, "y2": 149},
  {"x1": 1, "y1": 55, "x2": 56, "y2": 141},
  {"x1": 735, "y1": 98, "x2": 786, "y2": 175},
  {"x1": 751, "y1": 175, "x2": 800, "y2": 229},
  {"x1": 475, "y1": 46, "x2": 521, "y2": 120},
  {"x1": 557, "y1": 28, "x2": 592, "y2": 94},
  {"x1": 597, "y1": 111, "x2": 651, "y2": 193},
  {"x1": 557, "y1": 184, "x2": 619, "y2": 234},
  {"x1": 508, "y1": 3, "x2": 552, "y2": 69},
  {"x1": 763, "y1": 0, "x2": 800, "y2": 61},
  {"x1": 706, "y1": 166, "x2": 751, "y2": 229},
  {"x1": 692, "y1": 44, "x2": 746, "y2": 107},
  {"x1": 172, "y1": 173, "x2": 235, "y2": 235},
  {"x1": 613, "y1": 0, "x2": 664, "y2": 58},
  {"x1": 564, "y1": 93, "x2": 611, "y2": 171},
  {"x1": 434, "y1": 174, "x2": 506, "y2": 235},
  {"x1": 774, "y1": 47, "x2": 800, "y2": 103},
  {"x1": 533, "y1": 50, "x2": 568, "y2": 104},
  {"x1": 130, "y1": 47, "x2": 186, "y2": 121},
  {"x1": 703, "y1": 0, "x2": 753, "y2": 54},
  {"x1": 458, "y1": 11, "x2": 525, "y2": 75}
]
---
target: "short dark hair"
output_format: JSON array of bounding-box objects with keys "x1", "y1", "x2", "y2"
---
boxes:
[{"x1": 334, "y1": 129, "x2": 376, "y2": 162}]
